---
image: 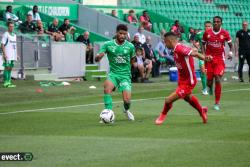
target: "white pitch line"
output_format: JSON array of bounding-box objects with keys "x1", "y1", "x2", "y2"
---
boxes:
[
  {"x1": 0, "y1": 97, "x2": 163, "y2": 115},
  {"x1": 1, "y1": 88, "x2": 250, "y2": 115}
]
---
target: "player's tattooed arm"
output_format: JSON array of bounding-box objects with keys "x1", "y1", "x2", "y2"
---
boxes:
[{"x1": 95, "y1": 52, "x2": 105, "y2": 62}]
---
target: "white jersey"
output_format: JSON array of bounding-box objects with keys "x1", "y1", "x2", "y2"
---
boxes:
[
  {"x1": 1, "y1": 32, "x2": 17, "y2": 61},
  {"x1": 5, "y1": 12, "x2": 19, "y2": 22},
  {"x1": 28, "y1": 10, "x2": 41, "y2": 21}
]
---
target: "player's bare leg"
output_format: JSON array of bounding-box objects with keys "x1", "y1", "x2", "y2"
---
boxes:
[
  {"x1": 184, "y1": 94, "x2": 208, "y2": 123},
  {"x1": 214, "y1": 75, "x2": 222, "y2": 111},
  {"x1": 155, "y1": 92, "x2": 179, "y2": 125},
  {"x1": 122, "y1": 90, "x2": 134, "y2": 121}
]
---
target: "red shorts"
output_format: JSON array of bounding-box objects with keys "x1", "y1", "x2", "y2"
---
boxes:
[
  {"x1": 205, "y1": 59, "x2": 225, "y2": 80},
  {"x1": 175, "y1": 83, "x2": 196, "y2": 99}
]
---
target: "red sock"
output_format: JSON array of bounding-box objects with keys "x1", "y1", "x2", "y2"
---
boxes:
[
  {"x1": 186, "y1": 96, "x2": 203, "y2": 115},
  {"x1": 161, "y1": 103, "x2": 172, "y2": 115},
  {"x1": 215, "y1": 82, "x2": 222, "y2": 104}
]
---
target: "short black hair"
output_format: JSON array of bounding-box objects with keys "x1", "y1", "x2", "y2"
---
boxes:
[
  {"x1": 143, "y1": 10, "x2": 148, "y2": 14},
  {"x1": 164, "y1": 32, "x2": 177, "y2": 39},
  {"x1": 33, "y1": 5, "x2": 38, "y2": 9},
  {"x1": 64, "y1": 18, "x2": 69, "y2": 22},
  {"x1": 135, "y1": 46, "x2": 143, "y2": 52},
  {"x1": 204, "y1": 20, "x2": 212, "y2": 25},
  {"x1": 116, "y1": 24, "x2": 128, "y2": 32},
  {"x1": 6, "y1": 5, "x2": 12, "y2": 11},
  {"x1": 213, "y1": 16, "x2": 223, "y2": 23},
  {"x1": 7, "y1": 21, "x2": 14, "y2": 26}
]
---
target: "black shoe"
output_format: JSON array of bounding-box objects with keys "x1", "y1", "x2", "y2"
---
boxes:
[{"x1": 239, "y1": 78, "x2": 244, "y2": 82}]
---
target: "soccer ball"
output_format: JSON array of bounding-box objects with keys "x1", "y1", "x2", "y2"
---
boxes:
[{"x1": 100, "y1": 109, "x2": 115, "y2": 124}]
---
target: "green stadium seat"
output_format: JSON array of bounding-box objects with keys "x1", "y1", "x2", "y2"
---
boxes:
[
  {"x1": 164, "y1": 23, "x2": 170, "y2": 32},
  {"x1": 159, "y1": 22, "x2": 164, "y2": 31},
  {"x1": 153, "y1": 22, "x2": 160, "y2": 35}
]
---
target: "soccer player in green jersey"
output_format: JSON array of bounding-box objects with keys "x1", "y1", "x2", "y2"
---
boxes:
[
  {"x1": 1, "y1": 21, "x2": 17, "y2": 88},
  {"x1": 194, "y1": 21, "x2": 212, "y2": 95},
  {"x1": 95, "y1": 24, "x2": 136, "y2": 121}
]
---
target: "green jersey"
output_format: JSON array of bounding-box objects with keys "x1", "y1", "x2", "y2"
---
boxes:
[
  {"x1": 195, "y1": 31, "x2": 204, "y2": 51},
  {"x1": 195, "y1": 31, "x2": 206, "y2": 67},
  {"x1": 99, "y1": 39, "x2": 135, "y2": 76}
]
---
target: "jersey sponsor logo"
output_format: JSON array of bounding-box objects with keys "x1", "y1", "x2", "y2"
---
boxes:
[
  {"x1": 123, "y1": 49, "x2": 128, "y2": 54},
  {"x1": 9, "y1": 40, "x2": 16, "y2": 43},
  {"x1": 178, "y1": 89, "x2": 185, "y2": 97},
  {"x1": 207, "y1": 41, "x2": 222, "y2": 48},
  {"x1": 175, "y1": 62, "x2": 182, "y2": 70},
  {"x1": 207, "y1": 34, "x2": 211, "y2": 38},
  {"x1": 115, "y1": 56, "x2": 126, "y2": 64},
  {"x1": 119, "y1": 81, "x2": 129, "y2": 87}
]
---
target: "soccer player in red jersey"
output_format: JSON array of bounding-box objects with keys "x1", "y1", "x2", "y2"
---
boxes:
[
  {"x1": 155, "y1": 32, "x2": 212, "y2": 125},
  {"x1": 202, "y1": 16, "x2": 233, "y2": 111}
]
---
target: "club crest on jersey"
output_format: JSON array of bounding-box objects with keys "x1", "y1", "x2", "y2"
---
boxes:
[
  {"x1": 123, "y1": 49, "x2": 128, "y2": 54},
  {"x1": 220, "y1": 35, "x2": 224, "y2": 39},
  {"x1": 207, "y1": 35, "x2": 210, "y2": 38}
]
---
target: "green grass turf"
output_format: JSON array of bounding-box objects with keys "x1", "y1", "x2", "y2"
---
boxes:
[{"x1": 0, "y1": 73, "x2": 250, "y2": 167}]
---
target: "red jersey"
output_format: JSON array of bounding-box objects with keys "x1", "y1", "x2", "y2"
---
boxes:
[
  {"x1": 173, "y1": 43, "x2": 196, "y2": 86},
  {"x1": 202, "y1": 28, "x2": 231, "y2": 60}
]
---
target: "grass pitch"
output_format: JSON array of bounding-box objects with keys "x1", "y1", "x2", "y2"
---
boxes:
[{"x1": 0, "y1": 73, "x2": 250, "y2": 167}]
